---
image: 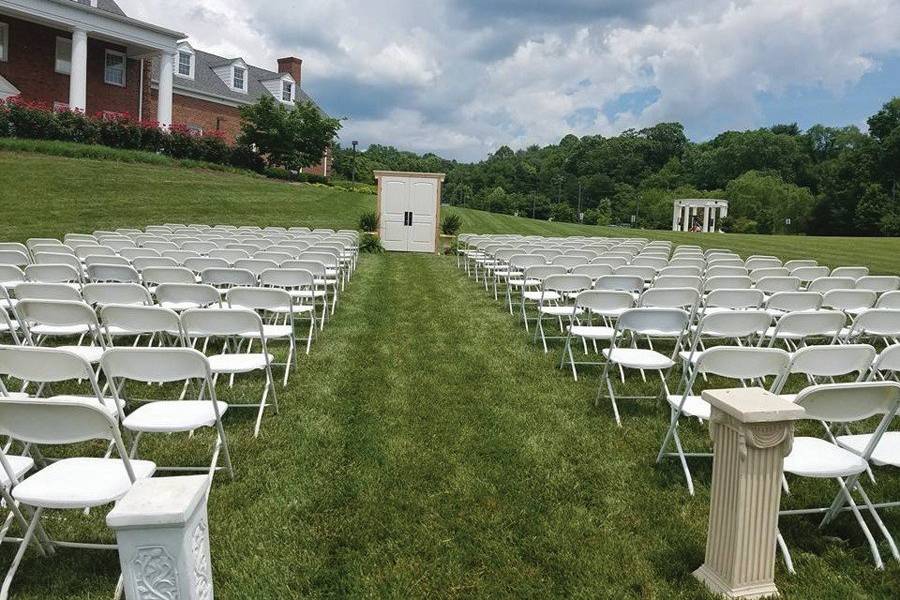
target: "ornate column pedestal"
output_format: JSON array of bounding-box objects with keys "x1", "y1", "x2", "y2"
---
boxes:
[
  {"x1": 693, "y1": 388, "x2": 805, "y2": 599},
  {"x1": 107, "y1": 475, "x2": 213, "y2": 600}
]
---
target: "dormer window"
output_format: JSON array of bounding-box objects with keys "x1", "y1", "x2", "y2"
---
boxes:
[
  {"x1": 282, "y1": 81, "x2": 293, "y2": 102},
  {"x1": 233, "y1": 66, "x2": 246, "y2": 92},
  {"x1": 177, "y1": 50, "x2": 194, "y2": 78}
]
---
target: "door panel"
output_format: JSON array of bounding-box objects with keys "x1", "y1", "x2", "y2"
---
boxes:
[
  {"x1": 408, "y1": 179, "x2": 437, "y2": 252},
  {"x1": 380, "y1": 178, "x2": 409, "y2": 251}
]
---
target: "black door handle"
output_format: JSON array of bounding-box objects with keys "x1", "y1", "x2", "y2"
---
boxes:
[{"x1": 408, "y1": 212, "x2": 413, "y2": 226}]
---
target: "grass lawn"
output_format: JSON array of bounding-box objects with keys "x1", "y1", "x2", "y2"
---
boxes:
[{"x1": 0, "y1": 149, "x2": 899, "y2": 598}]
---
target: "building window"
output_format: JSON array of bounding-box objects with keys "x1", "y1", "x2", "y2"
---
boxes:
[
  {"x1": 0, "y1": 22, "x2": 8, "y2": 62},
  {"x1": 104, "y1": 50, "x2": 126, "y2": 86},
  {"x1": 177, "y1": 51, "x2": 193, "y2": 78},
  {"x1": 55, "y1": 37, "x2": 72, "y2": 75},
  {"x1": 233, "y1": 66, "x2": 245, "y2": 91},
  {"x1": 282, "y1": 81, "x2": 293, "y2": 102}
]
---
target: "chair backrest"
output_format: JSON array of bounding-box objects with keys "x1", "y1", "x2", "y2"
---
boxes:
[
  {"x1": 299, "y1": 252, "x2": 338, "y2": 268},
  {"x1": 638, "y1": 287, "x2": 699, "y2": 311},
  {"x1": 16, "y1": 298, "x2": 99, "y2": 329},
  {"x1": 704, "y1": 276, "x2": 752, "y2": 292},
  {"x1": 706, "y1": 266, "x2": 749, "y2": 278},
  {"x1": 831, "y1": 266, "x2": 869, "y2": 280},
  {"x1": 226, "y1": 287, "x2": 293, "y2": 313},
  {"x1": 791, "y1": 266, "x2": 830, "y2": 283},
  {"x1": 749, "y1": 267, "x2": 791, "y2": 283},
  {"x1": 875, "y1": 291, "x2": 900, "y2": 309},
  {"x1": 87, "y1": 264, "x2": 141, "y2": 284},
  {"x1": 13, "y1": 282, "x2": 83, "y2": 302},
  {"x1": 653, "y1": 275, "x2": 702, "y2": 290},
  {"x1": 571, "y1": 264, "x2": 613, "y2": 280},
  {"x1": 872, "y1": 345, "x2": 900, "y2": 375},
  {"x1": 132, "y1": 257, "x2": 178, "y2": 271},
  {"x1": 659, "y1": 266, "x2": 702, "y2": 277},
  {"x1": 25, "y1": 263, "x2": 81, "y2": 284},
  {"x1": 550, "y1": 256, "x2": 585, "y2": 270},
  {"x1": 615, "y1": 308, "x2": 690, "y2": 337},
  {"x1": 754, "y1": 276, "x2": 801, "y2": 295},
  {"x1": 184, "y1": 257, "x2": 230, "y2": 274},
  {"x1": 0, "y1": 250, "x2": 31, "y2": 267},
  {"x1": 782, "y1": 344, "x2": 876, "y2": 381},
  {"x1": 691, "y1": 310, "x2": 771, "y2": 340},
  {"x1": 822, "y1": 289, "x2": 877, "y2": 312},
  {"x1": 155, "y1": 283, "x2": 220, "y2": 309},
  {"x1": 615, "y1": 265, "x2": 657, "y2": 282},
  {"x1": 523, "y1": 265, "x2": 567, "y2": 282},
  {"x1": 181, "y1": 307, "x2": 265, "y2": 338},
  {"x1": 84, "y1": 254, "x2": 130, "y2": 267},
  {"x1": 83, "y1": 283, "x2": 153, "y2": 307},
  {"x1": 259, "y1": 268, "x2": 315, "y2": 289},
  {"x1": 542, "y1": 274, "x2": 593, "y2": 297},
  {"x1": 745, "y1": 257, "x2": 783, "y2": 271},
  {"x1": 0, "y1": 345, "x2": 96, "y2": 384},
  {"x1": 793, "y1": 382, "x2": 900, "y2": 424},
  {"x1": 575, "y1": 290, "x2": 634, "y2": 314},
  {"x1": 0, "y1": 265, "x2": 25, "y2": 286},
  {"x1": 694, "y1": 346, "x2": 790, "y2": 382},
  {"x1": 120, "y1": 248, "x2": 161, "y2": 260},
  {"x1": 594, "y1": 275, "x2": 644, "y2": 294},
  {"x1": 508, "y1": 254, "x2": 546, "y2": 270},
  {"x1": 703, "y1": 288, "x2": 764, "y2": 310},
  {"x1": 856, "y1": 276, "x2": 900, "y2": 294},
  {"x1": 846, "y1": 309, "x2": 900, "y2": 338},
  {"x1": 807, "y1": 277, "x2": 856, "y2": 294},
  {"x1": 200, "y1": 267, "x2": 257, "y2": 288},
  {"x1": 141, "y1": 266, "x2": 196, "y2": 285},
  {"x1": 767, "y1": 310, "x2": 845, "y2": 344},
  {"x1": 101, "y1": 304, "x2": 184, "y2": 341},
  {"x1": 209, "y1": 249, "x2": 251, "y2": 264},
  {"x1": 765, "y1": 291, "x2": 822, "y2": 313},
  {"x1": 591, "y1": 256, "x2": 628, "y2": 268},
  {"x1": 784, "y1": 259, "x2": 817, "y2": 271},
  {"x1": 74, "y1": 244, "x2": 115, "y2": 260},
  {"x1": 101, "y1": 347, "x2": 211, "y2": 385}
]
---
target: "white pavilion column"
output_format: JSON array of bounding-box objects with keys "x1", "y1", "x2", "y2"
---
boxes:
[
  {"x1": 68, "y1": 29, "x2": 88, "y2": 112},
  {"x1": 682, "y1": 204, "x2": 691, "y2": 232},
  {"x1": 157, "y1": 50, "x2": 175, "y2": 128},
  {"x1": 673, "y1": 203, "x2": 680, "y2": 231},
  {"x1": 703, "y1": 205, "x2": 711, "y2": 233}
]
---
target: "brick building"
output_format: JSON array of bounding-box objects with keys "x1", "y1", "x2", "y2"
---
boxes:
[{"x1": 0, "y1": 0, "x2": 330, "y2": 175}]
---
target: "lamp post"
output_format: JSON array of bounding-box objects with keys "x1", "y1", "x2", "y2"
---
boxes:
[{"x1": 351, "y1": 140, "x2": 358, "y2": 182}]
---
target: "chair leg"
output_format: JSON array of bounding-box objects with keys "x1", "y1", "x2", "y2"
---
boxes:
[
  {"x1": 855, "y1": 482, "x2": 900, "y2": 562},
  {"x1": 835, "y1": 477, "x2": 884, "y2": 569},
  {"x1": 776, "y1": 529, "x2": 796, "y2": 574},
  {"x1": 671, "y1": 425, "x2": 695, "y2": 496},
  {"x1": 215, "y1": 420, "x2": 235, "y2": 480},
  {"x1": 0, "y1": 506, "x2": 43, "y2": 600}
]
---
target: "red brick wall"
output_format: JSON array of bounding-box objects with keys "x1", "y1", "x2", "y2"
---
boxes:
[
  {"x1": 146, "y1": 89, "x2": 242, "y2": 140},
  {"x1": 0, "y1": 15, "x2": 142, "y2": 117}
]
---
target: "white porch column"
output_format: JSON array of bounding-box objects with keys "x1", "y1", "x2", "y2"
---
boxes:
[
  {"x1": 703, "y1": 205, "x2": 711, "y2": 233},
  {"x1": 157, "y1": 51, "x2": 175, "y2": 128},
  {"x1": 68, "y1": 29, "x2": 88, "y2": 112}
]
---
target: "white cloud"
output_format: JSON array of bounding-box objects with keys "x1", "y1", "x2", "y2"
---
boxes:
[{"x1": 118, "y1": 0, "x2": 900, "y2": 160}]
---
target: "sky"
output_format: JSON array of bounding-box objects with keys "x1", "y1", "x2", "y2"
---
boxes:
[{"x1": 118, "y1": 0, "x2": 900, "y2": 162}]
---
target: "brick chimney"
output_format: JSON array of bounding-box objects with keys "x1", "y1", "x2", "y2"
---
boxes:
[{"x1": 277, "y1": 57, "x2": 302, "y2": 87}]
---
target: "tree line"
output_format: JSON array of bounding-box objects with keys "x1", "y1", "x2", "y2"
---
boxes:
[{"x1": 331, "y1": 97, "x2": 900, "y2": 236}]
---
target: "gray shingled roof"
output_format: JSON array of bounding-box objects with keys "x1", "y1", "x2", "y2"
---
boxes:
[
  {"x1": 71, "y1": 0, "x2": 127, "y2": 17},
  {"x1": 151, "y1": 49, "x2": 320, "y2": 112}
]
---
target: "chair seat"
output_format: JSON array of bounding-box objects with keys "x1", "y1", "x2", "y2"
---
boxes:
[
  {"x1": 0, "y1": 455, "x2": 35, "y2": 489},
  {"x1": 29, "y1": 324, "x2": 90, "y2": 337},
  {"x1": 523, "y1": 291, "x2": 560, "y2": 301},
  {"x1": 208, "y1": 353, "x2": 273, "y2": 373},
  {"x1": 123, "y1": 400, "x2": 229, "y2": 433},
  {"x1": 539, "y1": 306, "x2": 582, "y2": 316},
  {"x1": 240, "y1": 324, "x2": 294, "y2": 339},
  {"x1": 783, "y1": 437, "x2": 868, "y2": 478},
  {"x1": 58, "y1": 345, "x2": 104, "y2": 364},
  {"x1": 289, "y1": 289, "x2": 327, "y2": 299},
  {"x1": 837, "y1": 432, "x2": 900, "y2": 467},
  {"x1": 602, "y1": 348, "x2": 675, "y2": 369},
  {"x1": 568, "y1": 325, "x2": 614, "y2": 340},
  {"x1": 667, "y1": 394, "x2": 711, "y2": 419},
  {"x1": 50, "y1": 394, "x2": 125, "y2": 417},
  {"x1": 508, "y1": 278, "x2": 539, "y2": 288},
  {"x1": 160, "y1": 301, "x2": 211, "y2": 311},
  {"x1": 12, "y1": 457, "x2": 155, "y2": 509},
  {"x1": 589, "y1": 307, "x2": 629, "y2": 318},
  {"x1": 677, "y1": 350, "x2": 703, "y2": 364}
]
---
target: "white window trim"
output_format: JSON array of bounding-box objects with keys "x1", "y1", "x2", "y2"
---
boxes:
[
  {"x1": 55, "y1": 36, "x2": 72, "y2": 75},
  {"x1": 282, "y1": 80, "x2": 293, "y2": 103},
  {"x1": 232, "y1": 65, "x2": 247, "y2": 93},
  {"x1": 104, "y1": 49, "x2": 127, "y2": 87},
  {"x1": 176, "y1": 50, "x2": 194, "y2": 80},
  {"x1": 0, "y1": 22, "x2": 8, "y2": 63}
]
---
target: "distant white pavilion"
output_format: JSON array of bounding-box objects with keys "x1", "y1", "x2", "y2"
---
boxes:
[{"x1": 672, "y1": 199, "x2": 728, "y2": 233}]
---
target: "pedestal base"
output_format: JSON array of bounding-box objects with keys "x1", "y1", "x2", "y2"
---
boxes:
[{"x1": 694, "y1": 564, "x2": 779, "y2": 599}]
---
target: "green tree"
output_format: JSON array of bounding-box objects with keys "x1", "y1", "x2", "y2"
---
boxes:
[
  {"x1": 725, "y1": 171, "x2": 814, "y2": 234},
  {"x1": 854, "y1": 184, "x2": 893, "y2": 235},
  {"x1": 867, "y1": 97, "x2": 900, "y2": 141},
  {"x1": 238, "y1": 96, "x2": 342, "y2": 170}
]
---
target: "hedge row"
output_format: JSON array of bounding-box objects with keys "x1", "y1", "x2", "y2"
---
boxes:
[{"x1": 0, "y1": 97, "x2": 265, "y2": 172}]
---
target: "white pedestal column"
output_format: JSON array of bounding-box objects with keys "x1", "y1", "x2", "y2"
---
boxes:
[
  {"x1": 693, "y1": 388, "x2": 805, "y2": 599},
  {"x1": 107, "y1": 476, "x2": 214, "y2": 600},
  {"x1": 157, "y1": 51, "x2": 175, "y2": 128},
  {"x1": 68, "y1": 29, "x2": 88, "y2": 112}
]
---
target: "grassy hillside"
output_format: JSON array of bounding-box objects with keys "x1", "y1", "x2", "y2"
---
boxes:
[
  {"x1": 0, "y1": 149, "x2": 899, "y2": 598},
  {"x1": 3, "y1": 149, "x2": 900, "y2": 274}
]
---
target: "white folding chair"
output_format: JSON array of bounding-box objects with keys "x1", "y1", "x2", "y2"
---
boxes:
[
  {"x1": 807, "y1": 277, "x2": 856, "y2": 294},
  {"x1": 596, "y1": 308, "x2": 690, "y2": 426},
  {"x1": 832, "y1": 266, "x2": 869, "y2": 280},
  {"x1": 764, "y1": 291, "x2": 823, "y2": 319},
  {"x1": 181, "y1": 309, "x2": 278, "y2": 437},
  {"x1": 102, "y1": 347, "x2": 233, "y2": 480},
  {"x1": 764, "y1": 310, "x2": 845, "y2": 350},
  {"x1": 658, "y1": 346, "x2": 790, "y2": 495},
  {"x1": 779, "y1": 382, "x2": 900, "y2": 572},
  {"x1": 774, "y1": 344, "x2": 876, "y2": 402},
  {"x1": 533, "y1": 274, "x2": 592, "y2": 353},
  {"x1": 86, "y1": 264, "x2": 140, "y2": 284},
  {"x1": 256, "y1": 269, "x2": 319, "y2": 343},
  {"x1": 857, "y1": 276, "x2": 900, "y2": 294},
  {"x1": 82, "y1": 283, "x2": 153, "y2": 308},
  {"x1": 100, "y1": 305, "x2": 185, "y2": 348},
  {"x1": 0, "y1": 396, "x2": 154, "y2": 597},
  {"x1": 560, "y1": 290, "x2": 633, "y2": 380},
  {"x1": 15, "y1": 299, "x2": 106, "y2": 366},
  {"x1": 155, "y1": 283, "x2": 221, "y2": 311},
  {"x1": 226, "y1": 287, "x2": 304, "y2": 386},
  {"x1": 842, "y1": 309, "x2": 900, "y2": 346}
]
